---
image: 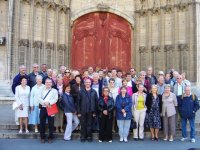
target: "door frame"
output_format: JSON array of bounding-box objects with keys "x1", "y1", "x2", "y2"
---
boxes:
[{"x1": 69, "y1": 10, "x2": 135, "y2": 71}]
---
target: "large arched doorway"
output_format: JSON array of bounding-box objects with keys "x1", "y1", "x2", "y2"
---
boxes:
[{"x1": 71, "y1": 12, "x2": 132, "y2": 71}]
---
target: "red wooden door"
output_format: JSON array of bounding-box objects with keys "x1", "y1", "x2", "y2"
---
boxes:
[{"x1": 71, "y1": 12, "x2": 131, "y2": 71}]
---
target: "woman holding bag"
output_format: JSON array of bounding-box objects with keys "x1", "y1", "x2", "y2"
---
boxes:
[
  {"x1": 98, "y1": 87, "x2": 115, "y2": 143},
  {"x1": 15, "y1": 77, "x2": 30, "y2": 133}
]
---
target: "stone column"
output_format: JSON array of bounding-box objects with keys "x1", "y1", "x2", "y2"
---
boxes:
[
  {"x1": 196, "y1": 1, "x2": 200, "y2": 86},
  {"x1": 7, "y1": 0, "x2": 14, "y2": 80}
]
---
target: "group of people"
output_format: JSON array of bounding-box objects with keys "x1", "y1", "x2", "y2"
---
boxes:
[{"x1": 12, "y1": 64, "x2": 199, "y2": 144}]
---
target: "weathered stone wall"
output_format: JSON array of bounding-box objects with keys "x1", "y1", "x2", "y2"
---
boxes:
[
  {"x1": 0, "y1": 0, "x2": 199, "y2": 83},
  {"x1": 11, "y1": 0, "x2": 70, "y2": 77},
  {"x1": 134, "y1": 0, "x2": 196, "y2": 82}
]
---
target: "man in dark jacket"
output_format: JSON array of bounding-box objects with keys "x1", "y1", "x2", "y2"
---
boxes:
[
  {"x1": 77, "y1": 79, "x2": 98, "y2": 142},
  {"x1": 145, "y1": 66, "x2": 157, "y2": 86},
  {"x1": 28, "y1": 63, "x2": 41, "y2": 90},
  {"x1": 12, "y1": 65, "x2": 28, "y2": 94},
  {"x1": 178, "y1": 86, "x2": 199, "y2": 143}
]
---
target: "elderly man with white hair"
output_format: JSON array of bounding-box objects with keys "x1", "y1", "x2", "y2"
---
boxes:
[
  {"x1": 29, "y1": 75, "x2": 45, "y2": 133},
  {"x1": 28, "y1": 63, "x2": 41, "y2": 89},
  {"x1": 92, "y1": 72, "x2": 102, "y2": 98},
  {"x1": 178, "y1": 86, "x2": 199, "y2": 143},
  {"x1": 60, "y1": 66, "x2": 66, "y2": 77},
  {"x1": 12, "y1": 65, "x2": 28, "y2": 94},
  {"x1": 157, "y1": 76, "x2": 166, "y2": 95}
]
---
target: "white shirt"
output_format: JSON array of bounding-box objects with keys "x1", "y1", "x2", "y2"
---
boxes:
[
  {"x1": 177, "y1": 83, "x2": 183, "y2": 96},
  {"x1": 30, "y1": 84, "x2": 45, "y2": 106},
  {"x1": 38, "y1": 87, "x2": 58, "y2": 106}
]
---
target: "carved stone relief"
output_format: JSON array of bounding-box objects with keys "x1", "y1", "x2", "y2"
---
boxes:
[
  {"x1": 151, "y1": 45, "x2": 160, "y2": 52},
  {"x1": 33, "y1": 41, "x2": 43, "y2": 49},
  {"x1": 18, "y1": 39, "x2": 29, "y2": 47},
  {"x1": 164, "y1": 45, "x2": 174, "y2": 52},
  {"x1": 178, "y1": 44, "x2": 189, "y2": 51},
  {"x1": 139, "y1": 46, "x2": 147, "y2": 53}
]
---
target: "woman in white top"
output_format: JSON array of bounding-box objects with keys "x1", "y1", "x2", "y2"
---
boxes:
[
  {"x1": 15, "y1": 77, "x2": 30, "y2": 133},
  {"x1": 108, "y1": 78, "x2": 118, "y2": 133},
  {"x1": 29, "y1": 75, "x2": 45, "y2": 133}
]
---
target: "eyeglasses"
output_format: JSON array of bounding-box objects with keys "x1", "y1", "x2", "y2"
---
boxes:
[
  {"x1": 177, "y1": 78, "x2": 182, "y2": 79},
  {"x1": 65, "y1": 72, "x2": 70, "y2": 73}
]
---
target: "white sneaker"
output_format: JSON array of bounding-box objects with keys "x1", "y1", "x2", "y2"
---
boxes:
[
  {"x1": 124, "y1": 137, "x2": 128, "y2": 142},
  {"x1": 180, "y1": 137, "x2": 187, "y2": 142},
  {"x1": 108, "y1": 140, "x2": 112, "y2": 143},
  {"x1": 19, "y1": 130, "x2": 22, "y2": 134},
  {"x1": 191, "y1": 139, "x2": 196, "y2": 143},
  {"x1": 99, "y1": 140, "x2": 102, "y2": 143},
  {"x1": 120, "y1": 137, "x2": 123, "y2": 142},
  {"x1": 35, "y1": 129, "x2": 39, "y2": 133},
  {"x1": 25, "y1": 130, "x2": 29, "y2": 133}
]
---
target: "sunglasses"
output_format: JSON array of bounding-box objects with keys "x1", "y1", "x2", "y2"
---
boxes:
[{"x1": 65, "y1": 72, "x2": 70, "y2": 73}]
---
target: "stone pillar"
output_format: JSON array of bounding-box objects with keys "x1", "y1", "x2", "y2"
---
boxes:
[
  {"x1": 7, "y1": 0, "x2": 14, "y2": 80},
  {"x1": 196, "y1": 1, "x2": 200, "y2": 86}
]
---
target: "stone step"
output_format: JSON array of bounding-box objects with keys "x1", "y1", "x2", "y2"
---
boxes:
[
  {"x1": 1, "y1": 123, "x2": 200, "y2": 130},
  {"x1": 0, "y1": 129, "x2": 200, "y2": 140},
  {"x1": 0, "y1": 97, "x2": 15, "y2": 105}
]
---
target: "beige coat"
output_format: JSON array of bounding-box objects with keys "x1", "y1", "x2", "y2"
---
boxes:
[{"x1": 162, "y1": 92, "x2": 177, "y2": 117}]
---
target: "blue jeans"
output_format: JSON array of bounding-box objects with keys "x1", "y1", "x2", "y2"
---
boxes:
[
  {"x1": 181, "y1": 117, "x2": 195, "y2": 139},
  {"x1": 117, "y1": 120, "x2": 131, "y2": 139}
]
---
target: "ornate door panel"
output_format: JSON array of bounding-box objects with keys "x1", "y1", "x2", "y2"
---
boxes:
[{"x1": 71, "y1": 12, "x2": 131, "y2": 71}]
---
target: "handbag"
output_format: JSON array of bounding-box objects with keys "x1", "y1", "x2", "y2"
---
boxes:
[
  {"x1": 57, "y1": 96, "x2": 64, "y2": 111},
  {"x1": 46, "y1": 103, "x2": 59, "y2": 116}
]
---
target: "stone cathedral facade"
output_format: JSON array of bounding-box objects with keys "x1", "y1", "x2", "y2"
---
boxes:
[{"x1": 0, "y1": 0, "x2": 200, "y2": 85}]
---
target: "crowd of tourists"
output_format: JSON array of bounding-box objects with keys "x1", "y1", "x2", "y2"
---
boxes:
[{"x1": 12, "y1": 64, "x2": 199, "y2": 144}]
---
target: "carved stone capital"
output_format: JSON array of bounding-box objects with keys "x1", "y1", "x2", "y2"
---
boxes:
[
  {"x1": 139, "y1": 46, "x2": 147, "y2": 53},
  {"x1": 33, "y1": 41, "x2": 43, "y2": 49},
  {"x1": 176, "y1": 3, "x2": 189, "y2": 12},
  {"x1": 151, "y1": 45, "x2": 160, "y2": 52},
  {"x1": 34, "y1": 0, "x2": 44, "y2": 8},
  {"x1": 18, "y1": 39, "x2": 29, "y2": 47},
  {"x1": 164, "y1": 44, "x2": 174, "y2": 52},
  {"x1": 150, "y1": 7, "x2": 161, "y2": 15},
  {"x1": 58, "y1": 44, "x2": 67, "y2": 51},
  {"x1": 135, "y1": 9, "x2": 148, "y2": 17},
  {"x1": 46, "y1": 1, "x2": 57, "y2": 10},
  {"x1": 58, "y1": 5, "x2": 68, "y2": 13},
  {"x1": 46, "y1": 42, "x2": 54, "y2": 50},
  {"x1": 20, "y1": 0, "x2": 31, "y2": 5},
  {"x1": 97, "y1": 3, "x2": 110, "y2": 11},
  {"x1": 178, "y1": 44, "x2": 189, "y2": 51},
  {"x1": 162, "y1": 5, "x2": 174, "y2": 13}
]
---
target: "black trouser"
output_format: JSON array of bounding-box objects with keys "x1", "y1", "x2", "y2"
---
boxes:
[
  {"x1": 80, "y1": 113, "x2": 93, "y2": 140},
  {"x1": 99, "y1": 115, "x2": 113, "y2": 141},
  {"x1": 40, "y1": 107, "x2": 54, "y2": 139}
]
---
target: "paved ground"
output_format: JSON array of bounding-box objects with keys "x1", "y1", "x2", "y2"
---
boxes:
[{"x1": 0, "y1": 138, "x2": 200, "y2": 150}]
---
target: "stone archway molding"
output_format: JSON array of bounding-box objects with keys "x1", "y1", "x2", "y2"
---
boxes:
[{"x1": 70, "y1": 3, "x2": 135, "y2": 28}]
